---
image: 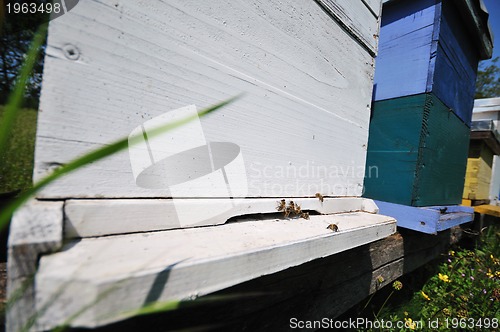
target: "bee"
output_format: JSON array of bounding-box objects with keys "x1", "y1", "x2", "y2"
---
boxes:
[
  {"x1": 315, "y1": 193, "x2": 324, "y2": 202},
  {"x1": 326, "y1": 223, "x2": 339, "y2": 232},
  {"x1": 439, "y1": 207, "x2": 448, "y2": 214},
  {"x1": 276, "y1": 199, "x2": 286, "y2": 212},
  {"x1": 301, "y1": 212, "x2": 310, "y2": 220}
]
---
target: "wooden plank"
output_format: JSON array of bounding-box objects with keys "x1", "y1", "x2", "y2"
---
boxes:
[
  {"x1": 362, "y1": 0, "x2": 383, "y2": 17},
  {"x1": 373, "y1": 0, "x2": 438, "y2": 101},
  {"x1": 6, "y1": 201, "x2": 64, "y2": 332},
  {"x1": 80, "y1": 229, "x2": 463, "y2": 331},
  {"x1": 453, "y1": 0, "x2": 493, "y2": 60},
  {"x1": 34, "y1": 212, "x2": 396, "y2": 329},
  {"x1": 436, "y1": 212, "x2": 474, "y2": 231},
  {"x1": 473, "y1": 97, "x2": 500, "y2": 116},
  {"x1": 431, "y1": 0, "x2": 479, "y2": 125},
  {"x1": 375, "y1": 200, "x2": 473, "y2": 234},
  {"x1": 474, "y1": 204, "x2": 500, "y2": 217},
  {"x1": 315, "y1": 0, "x2": 380, "y2": 55},
  {"x1": 35, "y1": 0, "x2": 376, "y2": 199},
  {"x1": 470, "y1": 131, "x2": 500, "y2": 155},
  {"x1": 426, "y1": 205, "x2": 473, "y2": 213},
  {"x1": 365, "y1": 93, "x2": 470, "y2": 206},
  {"x1": 375, "y1": 200, "x2": 439, "y2": 234},
  {"x1": 64, "y1": 197, "x2": 379, "y2": 238}
]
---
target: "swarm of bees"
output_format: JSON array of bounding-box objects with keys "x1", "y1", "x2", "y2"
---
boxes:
[{"x1": 276, "y1": 199, "x2": 309, "y2": 220}]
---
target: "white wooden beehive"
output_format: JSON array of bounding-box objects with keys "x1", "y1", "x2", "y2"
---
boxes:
[{"x1": 7, "y1": 1, "x2": 397, "y2": 331}]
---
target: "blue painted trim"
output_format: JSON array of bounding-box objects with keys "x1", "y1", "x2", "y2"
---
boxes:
[
  {"x1": 436, "y1": 212, "x2": 474, "y2": 232},
  {"x1": 425, "y1": 205, "x2": 474, "y2": 214},
  {"x1": 375, "y1": 200, "x2": 473, "y2": 234}
]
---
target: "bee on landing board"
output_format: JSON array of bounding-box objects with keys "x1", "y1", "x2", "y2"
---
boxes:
[
  {"x1": 276, "y1": 199, "x2": 286, "y2": 212},
  {"x1": 327, "y1": 224, "x2": 339, "y2": 232},
  {"x1": 276, "y1": 199, "x2": 309, "y2": 220}
]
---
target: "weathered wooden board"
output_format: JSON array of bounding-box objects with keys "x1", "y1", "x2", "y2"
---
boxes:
[
  {"x1": 374, "y1": 0, "x2": 489, "y2": 125},
  {"x1": 34, "y1": 212, "x2": 396, "y2": 329},
  {"x1": 363, "y1": 0, "x2": 383, "y2": 17},
  {"x1": 315, "y1": 0, "x2": 379, "y2": 54},
  {"x1": 35, "y1": 0, "x2": 378, "y2": 199},
  {"x1": 60, "y1": 229, "x2": 463, "y2": 331},
  {"x1": 6, "y1": 201, "x2": 64, "y2": 332},
  {"x1": 64, "y1": 197, "x2": 379, "y2": 238},
  {"x1": 364, "y1": 93, "x2": 470, "y2": 207}
]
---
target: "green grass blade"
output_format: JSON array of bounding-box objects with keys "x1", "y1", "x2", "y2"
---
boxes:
[
  {"x1": 0, "y1": 96, "x2": 240, "y2": 229},
  {"x1": 0, "y1": 23, "x2": 47, "y2": 155}
]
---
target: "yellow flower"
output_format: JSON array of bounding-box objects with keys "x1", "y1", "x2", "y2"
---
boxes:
[
  {"x1": 405, "y1": 317, "x2": 416, "y2": 330},
  {"x1": 449, "y1": 250, "x2": 455, "y2": 256},
  {"x1": 404, "y1": 311, "x2": 409, "y2": 316},
  {"x1": 438, "y1": 273, "x2": 450, "y2": 283},
  {"x1": 495, "y1": 271, "x2": 500, "y2": 278},
  {"x1": 393, "y1": 280, "x2": 403, "y2": 291},
  {"x1": 421, "y1": 291, "x2": 431, "y2": 301}
]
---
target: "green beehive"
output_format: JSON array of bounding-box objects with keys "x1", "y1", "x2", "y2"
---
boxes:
[{"x1": 364, "y1": 93, "x2": 470, "y2": 206}]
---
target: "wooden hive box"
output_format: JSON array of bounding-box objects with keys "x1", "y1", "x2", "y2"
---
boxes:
[
  {"x1": 364, "y1": 0, "x2": 492, "y2": 207},
  {"x1": 463, "y1": 140, "x2": 494, "y2": 201},
  {"x1": 463, "y1": 119, "x2": 500, "y2": 202},
  {"x1": 7, "y1": 1, "x2": 398, "y2": 331}
]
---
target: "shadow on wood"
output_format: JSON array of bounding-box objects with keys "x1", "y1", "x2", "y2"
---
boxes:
[{"x1": 64, "y1": 227, "x2": 463, "y2": 331}]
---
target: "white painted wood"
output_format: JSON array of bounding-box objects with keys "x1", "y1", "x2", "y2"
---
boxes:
[
  {"x1": 362, "y1": 0, "x2": 383, "y2": 17},
  {"x1": 35, "y1": 212, "x2": 396, "y2": 329},
  {"x1": 35, "y1": 0, "x2": 378, "y2": 199},
  {"x1": 473, "y1": 98, "x2": 500, "y2": 121},
  {"x1": 7, "y1": 200, "x2": 64, "y2": 332},
  {"x1": 316, "y1": 0, "x2": 380, "y2": 54},
  {"x1": 490, "y1": 155, "x2": 500, "y2": 205},
  {"x1": 64, "y1": 197, "x2": 378, "y2": 238}
]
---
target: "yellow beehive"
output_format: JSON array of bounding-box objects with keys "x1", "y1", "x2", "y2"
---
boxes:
[{"x1": 463, "y1": 141, "x2": 494, "y2": 200}]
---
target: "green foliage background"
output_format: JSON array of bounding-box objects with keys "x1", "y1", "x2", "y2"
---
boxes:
[
  {"x1": 476, "y1": 57, "x2": 500, "y2": 99},
  {"x1": 0, "y1": 106, "x2": 37, "y2": 194}
]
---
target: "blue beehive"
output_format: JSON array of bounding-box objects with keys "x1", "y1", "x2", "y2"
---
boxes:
[{"x1": 364, "y1": 0, "x2": 493, "y2": 207}]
